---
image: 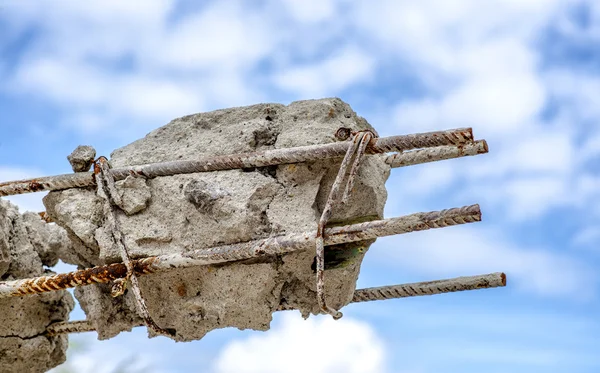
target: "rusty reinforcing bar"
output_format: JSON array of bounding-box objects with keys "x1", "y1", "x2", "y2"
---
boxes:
[
  {"x1": 45, "y1": 272, "x2": 506, "y2": 336},
  {"x1": 0, "y1": 204, "x2": 481, "y2": 298},
  {"x1": 36, "y1": 139, "x2": 488, "y2": 224},
  {"x1": 0, "y1": 125, "x2": 499, "y2": 340},
  {"x1": 0, "y1": 127, "x2": 483, "y2": 197}
]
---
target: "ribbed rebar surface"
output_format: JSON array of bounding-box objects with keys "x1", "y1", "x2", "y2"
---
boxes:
[
  {"x1": 352, "y1": 272, "x2": 506, "y2": 303},
  {"x1": 45, "y1": 272, "x2": 506, "y2": 336},
  {"x1": 0, "y1": 258, "x2": 157, "y2": 297},
  {"x1": 386, "y1": 140, "x2": 488, "y2": 168},
  {"x1": 0, "y1": 204, "x2": 481, "y2": 298},
  {"x1": 324, "y1": 204, "x2": 481, "y2": 244},
  {"x1": 0, "y1": 128, "x2": 474, "y2": 197}
]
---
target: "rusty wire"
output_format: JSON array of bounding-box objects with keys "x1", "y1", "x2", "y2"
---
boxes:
[
  {"x1": 38, "y1": 211, "x2": 53, "y2": 223},
  {"x1": 95, "y1": 157, "x2": 174, "y2": 337},
  {"x1": 45, "y1": 272, "x2": 506, "y2": 336},
  {"x1": 315, "y1": 131, "x2": 374, "y2": 319},
  {"x1": 342, "y1": 131, "x2": 375, "y2": 204},
  {"x1": 0, "y1": 204, "x2": 481, "y2": 299},
  {"x1": 0, "y1": 128, "x2": 475, "y2": 197}
]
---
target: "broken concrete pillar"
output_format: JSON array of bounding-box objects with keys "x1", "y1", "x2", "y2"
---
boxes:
[
  {"x1": 43, "y1": 98, "x2": 390, "y2": 341},
  {"x1": 0, "y1": 200, "x2": 74, "y2": 373}
]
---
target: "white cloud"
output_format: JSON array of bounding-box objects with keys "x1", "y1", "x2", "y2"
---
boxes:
[
  {"x1": 114, "y1": 78, "x2": 204, "y2": 120},
  {"x1": 213, "y1": 313, "x2": 387, "y2": 373},
  {"x1": 545, "y1": 70, "x2": 600, "y2": 124},
  {"x1": 386, "y1": 125, "x2": 578, "y2": 221},
  {"x1": 273, "y1": 46, "x2": 375, "y2": 97},
  {"x1": 153, "y1": 2, "x2": 277, "y2": 71},
  {"x1": 11, "y1": 58, "x2": 109, "y2": 106},
  {"x1": 48, "y1": 334, "x2": 166, "y2": 373},
  {"x1": 2, "y1": 0, "x2": 274, "y2": 134},
  {"x1": 356, "y1": 0, "x2": 598, "y2": 224},
  {"x1": 280, "y1": 0, "x2": 339, "y2": 23},
  {"x1": 3, "y1": 0, "x2": 173, "y2": 63},
  {"x1": 572, "y1": 226, "x2": 600, "y2": 248},
  {"x1": 442, "y1": 73, "x2": 545, "y2": 132},
  {"x1": 371, "y1": 225, "x2": 598, "y2": 300},
  {"x1": 390, "y1": 36, "x2": 546, "y2": 137},
  {"x1": 10, "y1": 57, "x2": 206, "y2": 130},
  {"x1": 392, "y1": 70, "x2": 546, "y2": 136}
]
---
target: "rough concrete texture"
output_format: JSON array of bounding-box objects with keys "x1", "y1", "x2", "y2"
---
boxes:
[
  {"x1": 67, "y1": 145, "x2": 96, "y2": 172},
  {"x1": 0, "y1": 199, "x2": 74, "y2": 373},
  {"x1": 44, "y1": 98, "x2": 390, "y2": 341}
]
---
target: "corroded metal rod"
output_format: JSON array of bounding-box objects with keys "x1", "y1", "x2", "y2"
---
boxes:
[
  {"x1": 351, "y1": 272, "x2": 506, "y2": 303},
  {"x1": 0, "y1": 204, "x2": 481, "y2": 298},
  {"x1": 35, "y1": 141, "x2": 489, "y2": 223},
  {"x1": 0, "y1": 128, "x2": 474, "y2": 197},
  {"x1": 385, "y1": 140, "x2": 488, "y2": 168},
  {"x1": 45, "y1": 272, "x2": 506, "y2": 336}
]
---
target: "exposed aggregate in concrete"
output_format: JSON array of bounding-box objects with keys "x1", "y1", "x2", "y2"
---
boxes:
[
  {"x1": 42, "y1": 98, "x2": 390, "y2": 341},
  {"x1": 0, "y1": 199, "x2": 74, "y2": 373}
]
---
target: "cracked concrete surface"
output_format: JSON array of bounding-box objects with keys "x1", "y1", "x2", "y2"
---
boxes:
[
  {"x1": 0, "y1": 200, "x2": 74, "y2": 373},
  {"x1": 39, "y1": 98, "x2": 390, "y2": 342}
]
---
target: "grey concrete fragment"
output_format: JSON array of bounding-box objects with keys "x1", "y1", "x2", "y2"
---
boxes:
[
  {"x1": 0, "y1": 212, "x2": 10, "y2": 277},
  {"x1": 114, "y1": 176, "x2": 151, "y2": 215},
  {"x1": 43, "y1": 189, "x2": 103, "y2": 266},
  {"x1": 0, "y1": 199, "x2": 74, "y2": 373},
  {"x1": 67, "y1": 145, "x2": 96, "y2": 172},
  {"x1": 45, "y1": 98, "x2": 390, "y2": 341},
  {"x1": 74, "y1": 283, "x2": 142, "y2": 340},
  {"x1": 22, "y1": 212, "x2": 71, "y2": 267},
  {"x1": 0, "y1": 336, "x2": 69, "y2": 373}
]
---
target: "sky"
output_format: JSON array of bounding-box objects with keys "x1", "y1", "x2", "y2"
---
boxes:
[{"x1": 1, "y1": 0, "x2": 600, "y2": 372}]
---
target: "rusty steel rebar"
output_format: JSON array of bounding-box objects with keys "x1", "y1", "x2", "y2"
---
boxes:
[
  {"x1": 351, "y1": 272, "x2": 506, "y2": 303},
  {"x1": 0, "y1": 128, "x2": 475, "y2": 197},
  {"x1": 0, "y1": 204, "x2": 481, "y2": 299},
  {"x1": 385, "y1": 140, "x2": 488, "y2": 168},
  {"x1": 34, "y1": 141, "x2": 489, "y2": 223},
  {"x1": 45, "y1": 272, "x2": 506, "y2": 336}
]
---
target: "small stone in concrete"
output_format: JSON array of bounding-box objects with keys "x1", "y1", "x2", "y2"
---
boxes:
[
  {"x1": 67, "y1": 145, "x2": 96, "y2": 172},
  {"x1": 115, "y1": 176, "x2": 152, "y2": 216}
]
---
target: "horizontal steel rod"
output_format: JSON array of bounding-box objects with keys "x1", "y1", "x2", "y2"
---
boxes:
[
  {"x1": 45, "y1": 272, "x2": 506, "y2": 336},
  {"x1": 385, "y1": 140, "x2": 488, "y2": 168},
  {"x1": 0, "y1": 204, "x2": 481, "y2": 298},
  {"x1": 0, "y1": 128, "x2": 474, "y2": 197},
  {"x1": 35, "y1": 141, "x2": 489, "y2": 224},
  {"x1": 351, "y1": 272, "x2": 506, "y2": 303}
]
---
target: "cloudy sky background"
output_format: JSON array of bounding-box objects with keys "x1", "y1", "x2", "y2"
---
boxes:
[{"x1": 1, "y1": 0, "x2": 600, "y2": 372}]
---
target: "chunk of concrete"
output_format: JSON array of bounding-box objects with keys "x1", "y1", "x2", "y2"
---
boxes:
[
  {"x1": 114, "y1": 176, "x2": 152, "y2": 216},
  {"x1": 44, "y1": 98, "x2": 390, "y2": 341},
  {"x1": 67, "y1": 145, "x2": 96, "y2": 172},
  {"x1": 0, "y1": 199, "x2": 74, "y2": 373}
]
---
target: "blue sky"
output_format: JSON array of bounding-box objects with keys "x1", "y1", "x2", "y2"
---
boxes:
[{"x1": 1, "y1": 0, "x2": 600, "y2": 372}]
